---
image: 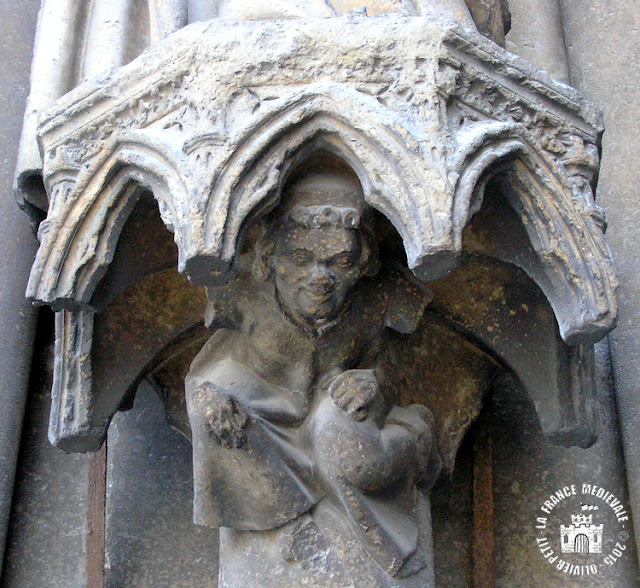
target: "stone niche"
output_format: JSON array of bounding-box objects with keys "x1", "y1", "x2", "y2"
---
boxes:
[{"x1": 24, "y1": 10, "x2": 617, "y2": 587}]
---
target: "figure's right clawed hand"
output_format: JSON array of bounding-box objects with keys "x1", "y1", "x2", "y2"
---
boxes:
[
  {"x1": 192, "y1": 382, "x2": 249, "y2": 449},
  {"x1": 328, "y1": 370, "x2": 379, "y2": 422}
]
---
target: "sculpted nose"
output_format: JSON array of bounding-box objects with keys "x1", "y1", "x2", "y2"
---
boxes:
[{"x1": 309, "y1": 263, "x2": 335, "y2": 287}]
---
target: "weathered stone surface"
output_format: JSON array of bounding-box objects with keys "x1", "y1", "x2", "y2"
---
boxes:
[
  {"x1": 505, "y1": 0, "x2": 570, "y2": 84},
  {"x1": 24, "y1": 13, "x2": 618, "y2": 472},
  {"x1": 493, "y1": 343, "x2": 640, "y2": 586},
  {"x1": 465, "y1": 0, "x2": 511, "y2": 46},
  {"x1": 0, "y1": 0, "x2": 41, "y2": 571},
  {"x1": 2, "y1": 311, "x2": 90, "y2": 587},
  {"x1": 49, "y1": 267, "x2": 206, "y2": 451},
  {"x1": 11, "y1": 0, "x2": 506, "y2": 214},
  {"x1": 14, "y1": 0, "x2": 88, "y2": 213},
  {"x1": 558, "y1": 0, "x2": 640, "y2": 568},
  {"x1": 28, "y1": 16, "x2": 615, "y2": 347},
  {"x1": 14, "y1": 0, "x2": 188, "y2": 212},
  {"x1": 105, "y1": 380, "x2": 218, "y2": 587},
  {"x1": 10, "y1": 4, "x2": 629, "y2": 586},
  {"x1": 186, "y1": 163, "x2": 440, "y2": 585},
  {"x1": 431, "y1": 437, "x2": 474, "y2": 587},
  {"x1": 47, "y1": 195, "x2": 206, "y2": 451}
]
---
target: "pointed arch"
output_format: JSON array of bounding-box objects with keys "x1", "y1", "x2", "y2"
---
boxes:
[
  {"x1": 26, "y1": 96, "x2": 616, "y2": 345},
  {"x1": 451, "y1": 121, "x2": 617, "y2": 343},
  {"x1": 182, "y1": 89, "x2": 455, "y2": 284},
  {"x1": 27, "y1": 132, "x2": 197, "y2": 308}
]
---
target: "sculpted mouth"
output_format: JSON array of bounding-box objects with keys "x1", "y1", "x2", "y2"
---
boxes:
[
  {"x1": 305, "y1": 291, "x2": 333, "y2": 303},
  {"x1": 303, "y1": 287, "x2": 335, "y2": 304}
]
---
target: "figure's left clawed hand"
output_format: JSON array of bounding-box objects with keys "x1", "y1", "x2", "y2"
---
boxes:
[
  {"x1": 328, "y1": 370, "x2": 379, "y2": 422},
  {"x1": 192, "y1": 381, "x2": 249, "y2": 449}
]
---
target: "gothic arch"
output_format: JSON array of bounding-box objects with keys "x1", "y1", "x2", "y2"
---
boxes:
[
  {"x1": 451, "y1": 121, "x2": 617, "y2": 343},
  {"x1": 27, "y1": 132, "x2": 196, "y2": 308},
  {"x1": 187, "y1": 90, "x2": 454, "y2": 285},
  {"x1": 26, "y1": 94, "x2": 616, "y2": 346}
]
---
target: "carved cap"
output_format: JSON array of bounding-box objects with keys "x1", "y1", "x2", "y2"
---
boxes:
[{"x1": 277, "y1": 154, "x2": 368, "y2": 224}]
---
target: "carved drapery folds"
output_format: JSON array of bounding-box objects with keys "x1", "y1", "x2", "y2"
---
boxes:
[{"x1": 25, "y1": 16, "x2": 616, "y2": 456}]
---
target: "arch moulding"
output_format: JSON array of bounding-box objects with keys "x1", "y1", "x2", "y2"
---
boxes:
[{"x1": 25, "y1": 16, "x2": 616, "y2": 452}]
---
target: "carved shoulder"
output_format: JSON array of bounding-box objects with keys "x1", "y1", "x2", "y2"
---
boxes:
[
  {"x1": 204, "y1": 256, "x2": 266, "y2": 331},
  {"x1": 384, "y1": 270, "x2": 433, "y2": 335}
]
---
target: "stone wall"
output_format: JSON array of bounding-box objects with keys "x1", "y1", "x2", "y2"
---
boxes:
[{"x1": 0, "y1": 0, "x2": 41, "y2": 573}]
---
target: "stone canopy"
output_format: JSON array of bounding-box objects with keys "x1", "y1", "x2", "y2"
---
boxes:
[
  {"x1": 5, "y1": 2, "x2": 640, "y2": 585},
  {"x1": 26, "y1": 15, "x2": 615, "y2": 346},
  {"x1": 21, "y1": 13, "x2": 618, "y2": 474}
]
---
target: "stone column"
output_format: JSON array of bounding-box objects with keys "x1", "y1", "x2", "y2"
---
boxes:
[
  {"x1": 82, "y1": 0, "x2": 147, "y2": 79},
  {"x1": 14, "y1": 0, "x2": 86, "y2": 211},
  {"x1": 558, "y1": 0, "x2": 640, "y2": 567},
  {"x1": 149, "y1": 0, "x2": 188, "y2": 44},
  {"x1": 0, "y1": 0, "x2": 40, "y2": 571},
  {"x1": 187, "y1": 0, "x2": 219, "y2": 22},
  {"x1": 506, "y1": 0, "x2": 569, "y2": 83}
]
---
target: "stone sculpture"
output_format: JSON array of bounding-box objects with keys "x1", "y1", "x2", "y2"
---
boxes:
[
  {"x1": 17, "y1": 1, "x2": 621, "y2": 584},
  {"x1": 185, "y1": 159, "x2": 442, "y2": 586}
]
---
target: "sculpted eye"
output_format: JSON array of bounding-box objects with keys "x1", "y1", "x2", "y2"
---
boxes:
[
  {"x1": 289, "y1": 250, "x2": 313, "y2": 265},
  {"x1": 332, "y1": 254, "x2": 355, "y2": 269}
]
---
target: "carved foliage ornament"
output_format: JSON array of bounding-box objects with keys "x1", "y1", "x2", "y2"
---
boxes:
[{"x1": 28, "y1": 17, "x2": 614, "y2": 345}]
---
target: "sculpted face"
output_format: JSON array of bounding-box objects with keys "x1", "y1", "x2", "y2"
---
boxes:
[{"x1": 274, "y1": 221, "x2": 363, "y2": 327}]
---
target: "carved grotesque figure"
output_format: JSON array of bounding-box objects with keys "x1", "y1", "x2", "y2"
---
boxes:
[
  {"x1": 273, "y1": 203, "x2": 365, "y2": 328},
  {"x1": 186, "y1": 160, "x2": 441, "y2": 586}
]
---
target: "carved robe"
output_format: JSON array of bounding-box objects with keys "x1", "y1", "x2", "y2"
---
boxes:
[{"x1": 185, "y1": 262, "x2": 439, "y2": 575}]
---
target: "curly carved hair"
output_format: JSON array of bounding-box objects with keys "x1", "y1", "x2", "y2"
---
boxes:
[{"x1": 252, "y1": 204, "x2": 380, "y2": 281}]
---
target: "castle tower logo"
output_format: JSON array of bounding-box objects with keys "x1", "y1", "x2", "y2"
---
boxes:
[
  {"x1": 534, "y1": 483, "x2": 630, "y2": 577},
  {"x1": 560, "y1": 507, "x2": 603, "y2": 554}
]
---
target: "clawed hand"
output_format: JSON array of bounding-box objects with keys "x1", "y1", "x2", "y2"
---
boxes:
[
  {"x1": 328, "y1": 370, "x2": 379, "y2": 422},
  {"x1": 193, "y1": 382, "x2": 249, "y2": 449}
]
